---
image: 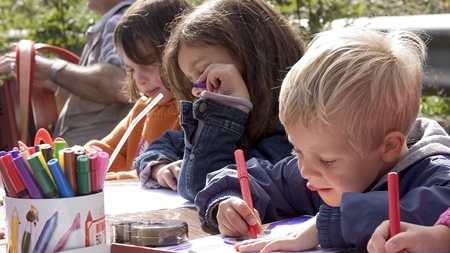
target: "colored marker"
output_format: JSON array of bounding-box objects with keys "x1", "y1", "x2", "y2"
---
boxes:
[
  {"x1": 88, "y1": 153, "x2": 100, "y2": 193},
  {"x1": 27, "y1": 147, "x2": 35, "y2": 155},
  {"x1": 0, "y1": 151, "x2": 18, "y2": 198},
  {"x1": 9, "y1": 150, "x2": 20, "y2": 158},
  {"x1": 1, "y1": 154, "x2": 30, "y2": 198},
  {"x1": 192, "y1": 81, "x2": 207, "y2": 88},
  {"x1": 33, "y1": 211, "x2": 58, "y2": 253},
  {"x1": 47, "y1": 159, "x2": 74, "y2": 198},
  {"x1": 77, "y1": 155, "x2": 91, "y2": 195},
  {"x1": 12, "y1": 156, "x2": 45, "y2": 199},
  {"x1": 97, "y1": 151, "x2": 109, "y2": 190},
  {"x1": 12, "y1": 208, "x2": 19, "y2": 253},
  {"x1": 234, "y1": 149, "x2": 258, "y2": 239},
  {"x1": 36, "y1": 152, "x2": 55, "y2": 185},
  {"x1": 58, "y1": 149, "x2": 65, "y2": 171},
  {"x1": 85, "y1": 147, "x2": 98, "y2": 155},
  {"x1": 388, "y1": 172, "x2": 400, "y2": 247},
  {"x1": 27, "y1": 153, "x2": 60, "y2": 198},
  {"x1": 73, "y1": 147, "x2": 85, "y2": 157},
  {"x1": 90, "y1": 146, "x2": 103, "y2": 152},
  {"x1": 63, "y1": 148, "x2": 78, "y2": 195},
  {"x1": 41, "y1": 145, "x2": 53, "y2": 162},
  {"x1": 53, "y1": 140, "x2": 66, "y2": 160}
]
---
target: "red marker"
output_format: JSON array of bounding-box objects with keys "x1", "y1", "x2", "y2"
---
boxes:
[
  {"x1": 388, "y1": 172, "x2": 400, "y2": 249},
  {"x1": 234, "y1": 149, "x2": 258, "y2": 239},
  {"x1": 0, "y1": 154, "x2": 30, "y2": 198}
]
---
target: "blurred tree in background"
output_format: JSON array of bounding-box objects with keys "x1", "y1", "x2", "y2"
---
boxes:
[
  {"x1": 0, "y1": 0, "x2": 96, "y2": 55},
  {"x1": 274, "y1": 0, "x2": 449, "y2": 36},
  {"x1": 1, "y1": 0, "x2": 449, "y2": 54}
]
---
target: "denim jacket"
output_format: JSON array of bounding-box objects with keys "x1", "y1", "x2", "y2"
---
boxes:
[
  {"x1": 134, "y1": 94, "x2": 293, "y2": 202},
  {"x1": 195, "y1": 118, "x2": 450, "y2": 250}
]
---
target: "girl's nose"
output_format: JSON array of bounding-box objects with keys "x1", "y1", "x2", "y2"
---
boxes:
[
  {"x1": 191, "y1": 87, "x2": 203, "y2": 98},
  {"x1": 135, "y1": 74, "x2": 148, "y2": 87}
]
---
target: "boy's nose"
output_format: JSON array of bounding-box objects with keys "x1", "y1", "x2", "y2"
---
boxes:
[{"x1": 298, "y1": 160, "x2": 320, "y2": 179}]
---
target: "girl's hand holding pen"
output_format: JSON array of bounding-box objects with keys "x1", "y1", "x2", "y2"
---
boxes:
[
  {"x1": 194, "y1": 63, "x2": 250, "y2": 101},
  {"x1": 216, "y1": 197, "x2": 263, "y2": 238}
]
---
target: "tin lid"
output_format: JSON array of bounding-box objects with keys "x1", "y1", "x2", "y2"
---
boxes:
[{"x1": 131, "y1": 220, "x2": 188, "y2": 247}]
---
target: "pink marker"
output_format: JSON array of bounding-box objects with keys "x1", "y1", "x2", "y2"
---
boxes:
[
  {"x1": 88, "y1": 153, "x2": 100, "y2": 193},
  {"x1": 234, "y1": 149, "x2": 258, "y2": 239},
  {"x1": 388, "y1": 172, "x2": 400, "y2": 247},
  {"x1": 97, "y1": 151, "x2": 109, "y2": 190}
]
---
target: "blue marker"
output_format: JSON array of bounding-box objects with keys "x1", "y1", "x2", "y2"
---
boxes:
[
  {"x1": 47, "y1": 159, "x2": 74, "y2": 198},
  {"x1": 9, "y1": 150, "x2": 20, "y2": 158},
  {"x1": 33, "y1": 211, "x2": 58, "y2": 253}
]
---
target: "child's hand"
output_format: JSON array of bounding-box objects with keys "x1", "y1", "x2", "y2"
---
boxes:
[
  {"x1": 367, "y1": 220, "x2": 450, "y2": 253},
  {"x1": 216, "y1": 197, "x2": 263, "y2": 237},
  {"x1": 196, "y1": 63, "x2": 250, "y2": 101},
  {"x1": 151, "y1": 160, "x2": 182, "y2": 191},
  {"x1": 234, "y1": 216, "x2": 319, "y2": 253}
]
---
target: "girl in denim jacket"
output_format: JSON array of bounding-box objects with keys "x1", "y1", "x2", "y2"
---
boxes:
[{"x1": 134, "y1": 0, "x2": 306, "y2": 202}]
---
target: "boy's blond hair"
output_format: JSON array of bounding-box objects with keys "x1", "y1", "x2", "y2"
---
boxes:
[{"x1": 280, "y1": 27, "x2": 427, "y2": 153}]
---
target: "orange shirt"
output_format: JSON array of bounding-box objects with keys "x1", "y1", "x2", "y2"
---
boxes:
[{"x1": 85, "y1": 97, "x2": 180, "y2": 172}]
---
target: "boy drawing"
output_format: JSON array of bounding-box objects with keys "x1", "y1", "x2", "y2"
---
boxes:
[{"x1": 194, "y1": 27, "x2": 450, "y2": 251}]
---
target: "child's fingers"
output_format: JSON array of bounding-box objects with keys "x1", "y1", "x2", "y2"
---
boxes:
[
  {"x1": 217, "y1": 199, "x2": 250, "y2": 237},
  {"x1": 367, "y1": 220, "x2": 390, "y2": 253}
]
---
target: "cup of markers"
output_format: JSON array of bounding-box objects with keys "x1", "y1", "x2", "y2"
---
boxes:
[{"x1": 0, "y1": 133, "x2": 110, "y2": 253}]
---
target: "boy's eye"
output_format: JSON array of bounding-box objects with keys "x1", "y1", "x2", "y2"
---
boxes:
[{"x1": 127, "y1": 69, "x2": 135, "y2": 74}]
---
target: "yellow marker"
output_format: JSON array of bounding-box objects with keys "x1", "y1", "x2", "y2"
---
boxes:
[
  {"x1": 36, "y1": 151, "x2": 55, "y2": 185},
  {"x1": 12, "y1": 207, "x2": 19, "y2": 253},
  {"x1": 58, "y1": 150, "x2": 65, "y2": 172}
]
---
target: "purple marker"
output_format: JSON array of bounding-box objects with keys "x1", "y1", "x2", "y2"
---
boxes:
[
  {"x1": 12, "y1": 156, "x2": 45, "y2": 199},
  {"x1": 192, "y1": 82, "x2": 206, "y2": 88}
]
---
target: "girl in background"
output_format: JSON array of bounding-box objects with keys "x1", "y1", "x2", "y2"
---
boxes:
[
  {"x1": 85, "y1": 0, "x2": 192, "y2": 179},
  {"x1": 134, "y1": 0, "x2": 306, "y2": 201}
]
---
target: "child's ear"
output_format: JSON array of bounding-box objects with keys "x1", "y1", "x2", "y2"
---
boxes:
[{"x1": 381, "y1": 131, "x2": 406, "y2": 163}]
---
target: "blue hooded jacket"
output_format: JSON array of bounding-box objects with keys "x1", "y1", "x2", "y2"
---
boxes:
[{"x1": 195, "y1": 118, "x2": 450, "y2": 250}]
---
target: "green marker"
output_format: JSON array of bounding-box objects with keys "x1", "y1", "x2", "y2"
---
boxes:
[
  {"x1": 53, "y1": 140, "x2": 66, "y2": 160},
  {"x1": 77, "y1": 155, "x2": 91, "y2": 195},
  {"x1": 27, "y1": 153, "x2": 60, "y2": 198}
]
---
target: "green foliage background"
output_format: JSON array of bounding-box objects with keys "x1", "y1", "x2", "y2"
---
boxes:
[
  {"x1": 1, "y1": 0, "x2": 450, "y2": 117},
  {"x1": 0, "y1": 0, "x2": 96, "y2": 55}
]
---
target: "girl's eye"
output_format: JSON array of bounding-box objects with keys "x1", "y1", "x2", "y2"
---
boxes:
[
  {"x1": 127, "y1": 69, "x2": 135, "y2": 74},
  {"x1": 320, "y1": 159, "x2": 335, "y2": 168}
]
